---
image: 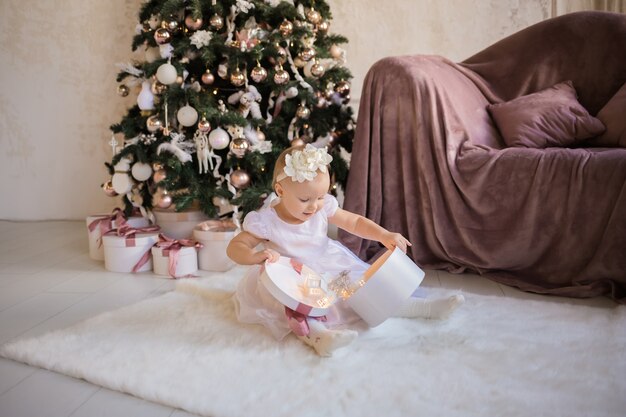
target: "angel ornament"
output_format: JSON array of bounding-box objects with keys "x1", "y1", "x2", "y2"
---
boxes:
[{"x1": 193, "y1": 130, "x2": 210, "y2": 174}]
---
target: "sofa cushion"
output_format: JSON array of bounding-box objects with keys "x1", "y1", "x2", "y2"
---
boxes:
[
  {"x1": 593, "y1": 82, "x2": 626, "y2": 147},
  {"x1": 487, "y1": 81, "x2": 605, "y2": 148}
]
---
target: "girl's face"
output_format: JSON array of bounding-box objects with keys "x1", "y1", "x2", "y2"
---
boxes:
[{"x1": 275, "y1": 171, "x2": 330, "y2": 224}]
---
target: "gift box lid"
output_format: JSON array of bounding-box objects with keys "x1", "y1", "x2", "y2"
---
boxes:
[
  {"x1": 260, "y1": 257, "x2": 333, "y2": 317},
  {"x1": 153, "y1": 209, "x2": 208, "y2": 222},
  {"x1": 102, "y1": 232, "x2": 159, "y2": 248}
]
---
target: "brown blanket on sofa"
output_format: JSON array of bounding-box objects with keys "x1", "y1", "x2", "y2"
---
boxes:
[{"x1": 339, "y1": 12, "x2": 626, "y2": 302}]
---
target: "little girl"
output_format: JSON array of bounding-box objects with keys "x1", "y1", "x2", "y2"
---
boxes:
[{"x1": 227, "y1": 144, "x2": 464, "y2": 356}]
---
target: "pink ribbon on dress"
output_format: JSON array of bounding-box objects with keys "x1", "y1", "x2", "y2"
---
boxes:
[
  {"x1": 155, "y1": 234, "x2": 203, "y2": 278},
  {"x1": 104, "y1": 223, "x2": 161, "y2": 273}
]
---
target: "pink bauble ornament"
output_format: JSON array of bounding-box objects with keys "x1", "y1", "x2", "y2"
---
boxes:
[
  {"x1": 250, "y1": 65, "x2": 268, "y2": 83},
  {"x1": 201, "y1": 70, "x2": 215, "y2": 85},
  {"x1": 273, "y1": 68, "x2": 290, "y2": 85},
  {"x1": 154, "y1": 189, "x2": 172, "y2": 209},
  {"x1": 310, "y1": 61, "x2": 325, "y2": 78},
  {"x1": 153, "y1": 169, "x2": 167, "y2": 183},
  {"x1": 198, "y1": 117, "x2": 211, "y2": 133},
  {"x1": 231, "y1": 169, "x2": 251, "y2": 189},
  {"x1": 291, "y1": 137, "x2": 306, "y2": 147},
  {"x1": 279, "y1": 20, "x2": 293, "y2": 36}
]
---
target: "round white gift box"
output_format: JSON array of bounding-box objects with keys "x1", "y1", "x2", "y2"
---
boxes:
[
  {"x1": 193, "y1": 220, "x2": 238, "y2": 272},
  {"x1": 102, "y1": 232, "x2": 159, "y2": 273},
  {"x1": 347, "y1": 247, "x2": 425, "y2": 327},
  {"x1": 153, "y1": 208, "x2": 209, "y2": 239},
  {"x1": 260, "y1": 257, "x2": 332, "y2": 317},
  {"x1": 86, "y1": 215, "x2": 150, "y2": 261},
  {"x1": 151, "y1": 246, "x2": 198, "y2": 278}
]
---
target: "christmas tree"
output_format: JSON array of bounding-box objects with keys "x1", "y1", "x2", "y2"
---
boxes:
[{"x1": 104, "y1": 0, "x2": 355, "y2": 223}]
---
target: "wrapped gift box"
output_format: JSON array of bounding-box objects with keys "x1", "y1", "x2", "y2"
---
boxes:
[
  {"x1": 102, "y1": 232, "x2": 159, "y2": 273},
  {"x1": 193, "y1": 220, "x2": 238, "y2": 272},
  {"x1": 153, "y1": 208, "x2": 209, "y2": 239},
  {"x1": 151, "y1": 245, "x2": 199, "y2": 278},
  {"x1": 86, "y1": 212, "x2": 150, "y2": 261},
  {"x1": 260, "y1": 257, "x2": 332, "y2": 318},
  {"x1": 346, "y1": 247, "x2": 425, "y2": 327}
]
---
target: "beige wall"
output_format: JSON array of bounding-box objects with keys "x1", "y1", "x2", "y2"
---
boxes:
[{"x1": 0, "y1": 0, "x2": 614, "y2": 220}]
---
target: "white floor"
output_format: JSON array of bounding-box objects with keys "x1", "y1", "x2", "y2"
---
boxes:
[{"x1": 0, "y1": 220, "x2": 617, "y2": 417}]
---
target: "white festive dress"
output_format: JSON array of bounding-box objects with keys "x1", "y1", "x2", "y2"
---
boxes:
[{"x1": 233, "y1": 194, "x2": 368, "y2": 340}]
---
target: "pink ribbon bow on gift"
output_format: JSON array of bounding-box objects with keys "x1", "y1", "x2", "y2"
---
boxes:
[
  {"x1": 87, "y1": 208, "x2": 125, "y2": 248},
  {"x1": 155, "y1": 234, "x2": 203, "y2": 278},
  {"x1": 105, "y1": 223, "x2": 161, "y2": 273}
]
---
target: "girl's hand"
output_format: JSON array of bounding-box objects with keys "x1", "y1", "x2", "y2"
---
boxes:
[
  {"x1": 257, "y1": 248, "x2": 280, "y2": 264},
  {"x1": 380, "y1": 232, "x2": 412, "y2": 253}
]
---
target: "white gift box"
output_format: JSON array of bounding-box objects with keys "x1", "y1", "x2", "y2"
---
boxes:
[
  {"x1": 153, "y1": 208, "x2": 209, "y2": 239},
  {"x1": 86, "y1": 214, "x2": 150, "y2": 261},
  {"x1": 102, "y1": 232, "x2": 159, "y2": 273},
  {"x1": 151, "y1": 246, "x2": 198, "y2": 278},
  {"x1": 193, "y1": 220, "x2": 238, "y2": 272},
  {"x1": 347, "y1": 247, "x2": 425, "y2": 327},
  {"x1": 260, "y1": 257, "x2": 332, "y2": 318}
]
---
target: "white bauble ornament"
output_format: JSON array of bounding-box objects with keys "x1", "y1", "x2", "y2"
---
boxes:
[
  {"x1": 330, "y1": 44, "x2": 342, "y2": 59},
  {"x1": 156, "y1": 63, "x2": 178, "y2": 85},
  {"x1": 208, "y1": 127, "x2": 230, "y2": 149},
  {"x1": 137, "y1": 80, "x2": 154, "y2": 110},
  {"x1": 112, "y1": 173, "x2": 133, "y2": 194},
  {"x1": 177, "y1": 105, "x2": 199, "y2": 127},
  {"x1": 131, "y1": 162, "x2": 153, "y2": 181}
]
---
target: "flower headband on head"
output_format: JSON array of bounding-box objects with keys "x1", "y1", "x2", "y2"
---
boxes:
[{"x1": 276, "y1": 144, "x2": 333, "y2": 183}]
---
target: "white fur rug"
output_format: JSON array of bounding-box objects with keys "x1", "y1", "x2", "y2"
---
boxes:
[{"x1": 1, "y1": 267, "x2": 624, "y2": 417}]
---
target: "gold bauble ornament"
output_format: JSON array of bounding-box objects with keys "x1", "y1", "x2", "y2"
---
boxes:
[
  {"x1": 151, "y1": 81, "x2": 168, "y2": 95},
  {"x1": 250, "y1": 65, "x2": 268, "y2": 83},
  {"x1": 209, "y1": 14, "x2": 224, "y2": 30},
  {"x1": 231, "y1": 169, "x2": 251, "y2": 189},
  {"x1": 146, "y1": 115, "x2": 163, "y2": 132},
  {"x1": 306, "y1": 8, "x2": 322, "y2": 25},
  {"x1": 310, "y1": 61, "x2": 325, "y2": 78},
  {"x1": 279, "y1": 19, "x2": 293, "y2": 36},
  {"x1": 198, "y1": 117, "x2": 211, "y2": 133},
  {"x1": 296, "y1": 105, "x2": 311, "y2": 119},
  {"x1": 299, "y1": 47, "x2": 316, "y2": 62},
  {"x1": 154, "y1": 28, "x2": 171, "y2": 45},
  {"x1": 317, "y1": 20, "x2": 330, "y2": 34},
  {"x1": 102, "y1": 180, "x2": 118, "y2": 197},
  {"x1": 335, "y1": 81, "x2": 351, "y2": 97},
  {"x1": 117, "y1": 84, "x2": 129, "y2": 97},
  {"x1": 184, "y1": 15, "x2": 203, "y2": 30},
  {"x1": 230, "y1": 137, "x2": 250, "y2": 158},
  {"x1": 162, "y1": 17, "x2": 179, "y2": 32},
  {"x1": 201, "y1": 70, "x2": 215, "y2": 85},
  {"x1": 230, "y1": 68, "x2": 246, "y2": 87},
  {"x1": 273, "y1": 67, "x2": 290, "y2": 85}
]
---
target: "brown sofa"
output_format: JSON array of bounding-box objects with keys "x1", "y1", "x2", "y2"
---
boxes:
[{"x1": 340, "y1": 11, "x2": 626, "y2": 302}]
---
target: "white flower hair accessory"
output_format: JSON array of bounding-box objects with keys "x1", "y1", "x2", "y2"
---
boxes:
[{"x1": 277, "y1": 144, "x2": 333, "y2": 183}]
